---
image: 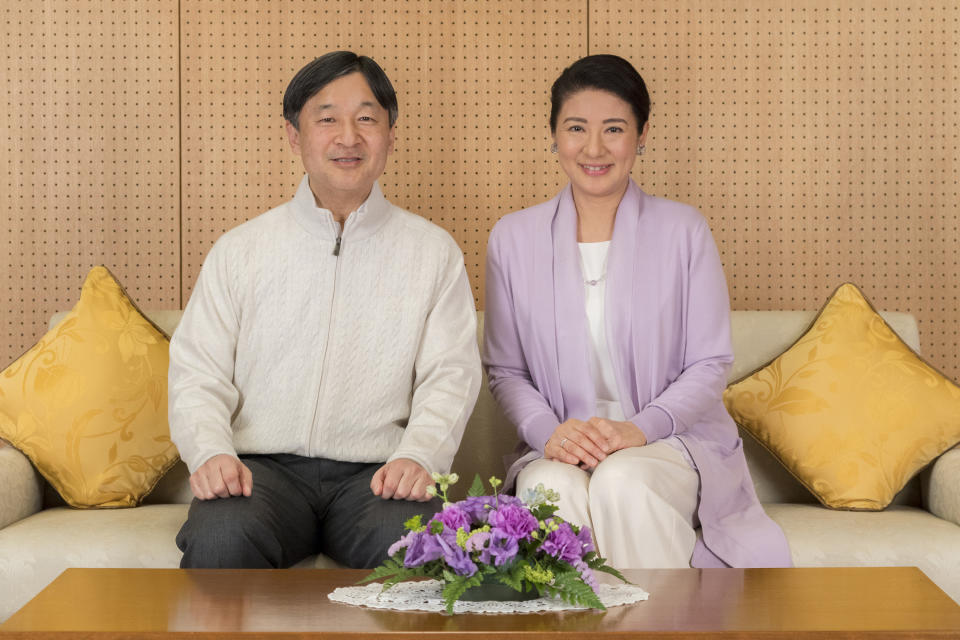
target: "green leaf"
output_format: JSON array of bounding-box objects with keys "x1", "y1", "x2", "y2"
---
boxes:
[
  {"x1": 357, "y1": 558, "x2": 407, "y2": 584},
  {"x1": 441, "y1": 573, "x2": 484, "y2": 614},
  {"x1": 594, "y1": 563, "x2": 631, "y2": 584},
  {"x1": 429, "y1": 521, "x2": 444, "y2": 535},
  {"x1": 494, "y1": 565, "x2": 525, "y2": 591},
  {"x1": 467, "y1": 474, "x2": 485, "y2": 497},
  {"x1": 550, "y1": 570, "x2": 605, "y2": 610}
]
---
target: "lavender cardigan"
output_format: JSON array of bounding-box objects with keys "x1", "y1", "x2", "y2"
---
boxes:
[{"x1": 482, "y1": 180, "x2": 792, "y2": 568}]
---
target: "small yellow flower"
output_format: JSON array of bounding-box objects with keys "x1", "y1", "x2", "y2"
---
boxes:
[{"x1": 523, "y1": 565, "x2": 554, "y2": 584}]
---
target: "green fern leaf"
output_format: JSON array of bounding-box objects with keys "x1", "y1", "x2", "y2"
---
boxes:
[
  {"x1": 441, "y1": 573, "x2": 485, "y2": 614},
  {"x1": 593, "y1": 563, "x2": 630, "y2": 584},
  {"x1": 467, "y1": 474, "x2": 485, "y2": 497},
  {"x1": 356, "y1": 558, "x2": 405, "y2": 584}
]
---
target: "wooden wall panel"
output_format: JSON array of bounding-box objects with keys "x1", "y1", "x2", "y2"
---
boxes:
[
  {"x1": 591, "y1": 0, "x2": 960, "y2": 377},
  {"x1": 1, "y1": 0, "x2": 179, "y2": 366},
  {"x1": 179, "y1": 0, "x2": 585, "y2": 304}
]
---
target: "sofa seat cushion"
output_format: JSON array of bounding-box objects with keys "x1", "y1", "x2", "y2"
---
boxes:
[
  {"x1": 0, "y1": 504, "x2": 343, "y2": 621},
  {"x1": 765, "y1": 503, "x2": 960, "y2": 604},
  {"x1": 0, "y1": 504, "x2": 188, "y2": 620}
]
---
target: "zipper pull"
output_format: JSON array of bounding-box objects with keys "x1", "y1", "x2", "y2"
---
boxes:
[{"x1": 333, "y1": 235, "x2": 341, "y2": 256}]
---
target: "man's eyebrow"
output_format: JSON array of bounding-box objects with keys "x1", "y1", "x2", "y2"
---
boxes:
[{"x1": 309, "y1": 101, "x2": 380, "y2": 111}]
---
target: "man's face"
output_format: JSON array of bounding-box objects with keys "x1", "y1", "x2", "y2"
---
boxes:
[{"x1": 285, "y1": 72, "x2": 395, "y2": 209}]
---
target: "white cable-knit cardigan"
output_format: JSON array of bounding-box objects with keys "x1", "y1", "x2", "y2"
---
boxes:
[{"x1": 168, "y1": 176, "x2": 482, "y2": 474}]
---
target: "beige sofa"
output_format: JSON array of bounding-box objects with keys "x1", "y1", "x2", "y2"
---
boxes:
[{"x1": 1, "y1": 309, "x2": 958, "y2": 621}]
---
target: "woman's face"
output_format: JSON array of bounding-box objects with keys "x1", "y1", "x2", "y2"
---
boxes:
[{"x1": 553, "y1": 88, "x2": 648, "y2": 203}]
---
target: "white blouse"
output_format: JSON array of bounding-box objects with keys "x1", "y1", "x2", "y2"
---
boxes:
[{"x1": 579, "y1": 241, "x2": 695, "y2": 468}]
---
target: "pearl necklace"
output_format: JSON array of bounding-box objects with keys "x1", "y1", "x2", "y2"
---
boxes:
[{"x1": 579, "y1": 244, "x2": 609, "y2": 287}]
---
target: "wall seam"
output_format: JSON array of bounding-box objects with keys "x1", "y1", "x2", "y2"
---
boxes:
[{"x1": 177, "y1": 0, "x2": 184, "y2": 310}]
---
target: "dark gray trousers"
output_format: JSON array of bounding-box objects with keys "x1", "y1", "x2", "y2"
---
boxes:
[{"x1": 176, "y1": 454, "x2": 440, "y2": 569}]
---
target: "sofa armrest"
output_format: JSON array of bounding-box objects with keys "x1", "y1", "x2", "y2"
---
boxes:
[
  {"x1": 0, "y1": 444, "x2": 43, "y2": 529},
  {"x1": 925, "y1": 445, "x2": 960, "y2": 527}
]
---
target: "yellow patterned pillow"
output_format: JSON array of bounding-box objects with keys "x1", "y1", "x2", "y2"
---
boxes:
[
  {"x1": 724, "y1": 283, "x2": 960, "y2": 511},
  {"x1": 0, "y1": 266, "x2": 178, "y2": 508}
]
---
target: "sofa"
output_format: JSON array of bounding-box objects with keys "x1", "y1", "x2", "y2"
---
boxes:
[{"x1": 1, "y1": 309, "x2": 958, "y2": 621}]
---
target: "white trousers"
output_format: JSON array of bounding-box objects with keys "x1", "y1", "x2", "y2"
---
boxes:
[{"x1": 517, "y1": 441, "x2": 701, "y2": 569}]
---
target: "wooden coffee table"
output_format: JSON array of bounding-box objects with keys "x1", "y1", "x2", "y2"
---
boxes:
[{"x1": 1, "y1": 567, "x2": 959, "y2": 638}]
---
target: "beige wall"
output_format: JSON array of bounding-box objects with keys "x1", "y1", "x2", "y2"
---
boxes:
[{"x1": 3, "y1": 1, "x2": 959, "y2": 378}]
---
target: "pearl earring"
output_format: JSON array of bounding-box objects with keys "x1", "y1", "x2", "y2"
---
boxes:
[
  {"x1": 550, "y1": 142, "x2": 558, "y2": 154},
  {"x1": 637, "y1": 144, "x2": 646, "y2": 156}
]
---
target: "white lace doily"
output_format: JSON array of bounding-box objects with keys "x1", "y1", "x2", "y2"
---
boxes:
[{"x1": 328, "y1": 580, "x2": 648, "y2": 614}]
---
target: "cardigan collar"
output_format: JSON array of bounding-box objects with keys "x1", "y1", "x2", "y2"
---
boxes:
[
  {"x1": 290, "y1": 174, "x2": 392, "y2": 242},
  {"x1": 548, "y1": 179, "x2": 646, "y2": 422}
]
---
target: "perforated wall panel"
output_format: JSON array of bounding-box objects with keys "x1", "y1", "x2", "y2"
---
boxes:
[
  {"x1": 592, "y1": 0, "x2": 959, "y2": 376},
  {"x1": 180, "y1": 0, "x2": 585, "y2": 304},
  {"x1": 1, "y1": 1, "x2": 179, "y2": 365},
  {"x1": 4, "y1": 1, "x2": 959, "y2": 380}
]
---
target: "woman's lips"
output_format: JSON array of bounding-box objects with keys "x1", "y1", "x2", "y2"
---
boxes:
[{"x1": 580, "y1": 163, "x2": 612, "y2": 176}]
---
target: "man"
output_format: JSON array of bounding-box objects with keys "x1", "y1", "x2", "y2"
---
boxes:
[{"x1": 168, "y1": 51, "x2": 481, "y2": 569}]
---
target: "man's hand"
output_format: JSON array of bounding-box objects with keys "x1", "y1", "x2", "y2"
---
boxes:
[
  {"x1": 370, "y1": 458, "x2": 434, "y2": 502},
  {"x1": 189, "y1": 454, "x2": 253, "y2": 500}
]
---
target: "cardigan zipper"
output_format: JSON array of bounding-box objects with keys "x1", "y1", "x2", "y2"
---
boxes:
[{"x1": 308, "y1": 226, "x2": 344, "y2": 454}]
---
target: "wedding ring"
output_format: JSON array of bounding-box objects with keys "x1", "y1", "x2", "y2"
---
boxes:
[{"x1": 559, "y1": 437, "x2": 568, "y2": 450}]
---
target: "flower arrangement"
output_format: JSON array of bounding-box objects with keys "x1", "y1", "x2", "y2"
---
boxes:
[{"x1": 360, "y1": 473, "x2": 628, "y2": 613}]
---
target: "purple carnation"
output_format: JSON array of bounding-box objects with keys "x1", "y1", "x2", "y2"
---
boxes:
[
  {"x1": 541, "y1": 521, "x2": 585, "y2": 564},
  {"x1": 487, "y1": 503, "x2": 538, "y2": 541},
  {"x1": 430, "y1": 505, "x2": 471, "y2": 534},
  {"x1": 576, "y1": 525, "x2": 595, "y2": 554},
  {"x1": 403, "y1": 532, "x2": 443, "y2": 568},
  {"x1": 458, "y1": 495, "x2": 522, "y2": 523}
]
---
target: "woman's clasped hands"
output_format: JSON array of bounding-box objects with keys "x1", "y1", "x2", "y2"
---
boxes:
[{"x1": 546, "y1": 417, "x2": 648, "y2": 470}]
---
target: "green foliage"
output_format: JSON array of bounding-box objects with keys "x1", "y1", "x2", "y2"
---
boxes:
[
  {"x1": 529, "y1": 502, "x2": 559, "y2": 521},
  {"x1": 466, "y1": 474, "x2": 486, "y2": 497},
  {"x1": 441, "y1": 572, "x2": 486, "y2": 614},
  {"x1": 356, "y1": 557, "x2": 405, "y2": 584},
  {"x1": 404, "y1": 514, "x2": 425, "y2": 533},
  {"x1": 593, "y1": 563, "x2": 630, "y2": 584},
  {"x1": 584, "y1": 551, "x2": 631, "y2": 584},
  {"x1": 546, "y1": 569, "x2": 606, "y2": 610},
  {"x1": 429, "y1": 520, "x2": 444, "y2": 535},
  {"x1": 494, "y1": 562, "x2": 527, "y2": 591}
]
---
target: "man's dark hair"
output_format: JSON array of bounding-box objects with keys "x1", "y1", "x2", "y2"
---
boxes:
[
  {"x1": 283, "y1": 51, "x2": 398, "y2": 130},
  {"x1": 549, "y1": 54, "x2": 650, "y2": 133}
]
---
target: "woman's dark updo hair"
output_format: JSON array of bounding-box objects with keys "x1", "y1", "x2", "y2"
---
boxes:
[{"x1": 549, "y1": 54, "x2": 651, "y2": 133}]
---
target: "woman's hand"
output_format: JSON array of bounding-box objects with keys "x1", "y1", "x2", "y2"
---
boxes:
[
  {"x1": 545, "y1": 419, "x2": 610, "y2": 470},
  {"x1": 545, "y1": 417, "x2": 649, "y2": 470},
  {"x1": 586, "y1": 416, "x2": 648, "y2": 453}
]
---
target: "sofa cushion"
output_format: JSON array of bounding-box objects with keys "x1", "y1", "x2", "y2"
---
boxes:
[
  {"x1": 724, "y1": 283, "x2": 960, "y2": 510},
  {"x1": 0, "y1": 267, "x2": 179, "y2": 508},
  {"x1": 0, "y1": 504, "x2": 187, "y2": 621},
  {"x1": 765, "y1": 503, "x2": 960, "y2": 604}
]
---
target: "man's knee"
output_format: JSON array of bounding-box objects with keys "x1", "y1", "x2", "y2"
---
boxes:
[
  {"x1": 177, "y1": 498, "x2": 282, "y2": 568},
  {"x1": 337, "y1": 498, "x2": 440, "y2": 569}
]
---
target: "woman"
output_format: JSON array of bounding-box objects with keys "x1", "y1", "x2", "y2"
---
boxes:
[{"x1": 482, "y1": 55, "x2": 791, "y2": 569}]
